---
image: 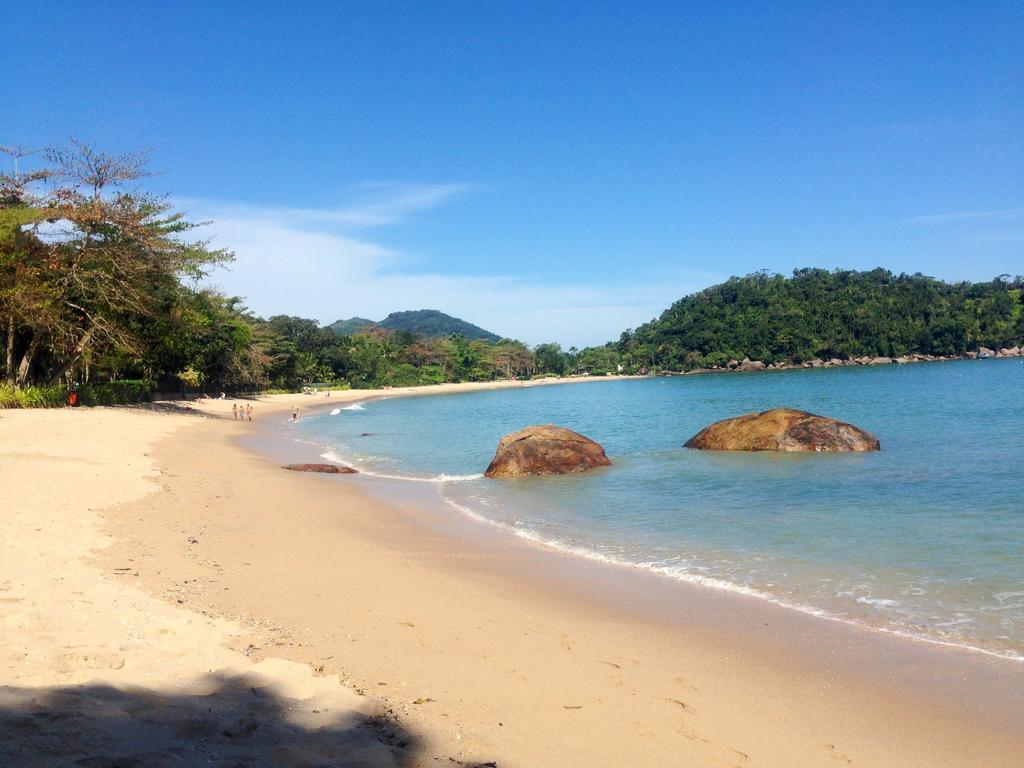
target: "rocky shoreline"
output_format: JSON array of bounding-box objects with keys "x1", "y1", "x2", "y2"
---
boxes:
[{"x1": 657, "y1": 345, "x2": 1023, "y2": 376}]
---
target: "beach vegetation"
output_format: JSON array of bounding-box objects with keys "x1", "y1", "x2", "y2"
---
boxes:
[
  {"x1": 0, "y1": 382, "x2": 68, "y2": 408},
  {"x1": 76, "y1": 379, "x2": 154, "y2": 406},
  {"x1": 533, "y1": 343, "x2": 568, "y2": 376},
  {"x1": 0, "y1": 141, "x2": 230, "y2": 392}
]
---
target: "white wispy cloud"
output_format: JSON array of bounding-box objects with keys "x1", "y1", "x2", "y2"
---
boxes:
[
  {"x1": 334, "y1": 182, "x2": 480, "y2": 228},
  {"x1": 182, "y1": 187, "x2": 713, "y2": 347},
  {"x1": 902, "y1": 208, "x2": 1024, "y2": 225},
  {"x1": 181, "y1": 182, "x2": 478, "y2": 232}
]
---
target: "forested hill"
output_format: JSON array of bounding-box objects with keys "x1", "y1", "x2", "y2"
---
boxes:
[
  {"x1": 328, "y1": 310, "x2": 501, "y2": 342},
  {"x1": 611, "y1": 269, "x2": 1024, "y2": 371},
  {"x1": 327, "y1": 317, "x2": 376, "y2": 335}
]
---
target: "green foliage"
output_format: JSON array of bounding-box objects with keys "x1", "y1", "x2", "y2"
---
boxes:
[
  {"x1": 77, "y1": 379, "x2": 154, "y2": 406},
  {"x1": 0, "y1": 207, "x2": 48, "y2": 241},
  {"x1": 1, "y1": 140, "x2": 231, "y2": 388},
  {"x1": 576, "y1": 345, "x2": 621, "y2": 375},
  {"x1": 0, "y1": 379, "x2": 154, "y2": 408},
  {"x1": 533, "y1": 342, "x2": 568, "y2": 375},
  {"x1": 236, "y1": 315, "x2": 541, "y2": 391},
  {"x1": 0, "y1": 383, "x2": 68, "y2": 408},
  {"x1": 701, "y1": 351, "x2": 730, "y2": 368},
  {"x1": 606, "y1": 269, "x2": 1024, "y2": 371},
  {"x1": 326, "y1": 317, "x2": 376, "y2": 335}
]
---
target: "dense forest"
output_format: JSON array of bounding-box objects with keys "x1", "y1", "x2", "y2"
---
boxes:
[
  {"x1": 328, "y1": 309, "x2": 501, "y2": 341},
  {"x1": 3, "y1": 142, "x2": 1022, "y2": 407},
  {"x1": 605, "y1": 269, "x2": 1024, "y2": 372}
]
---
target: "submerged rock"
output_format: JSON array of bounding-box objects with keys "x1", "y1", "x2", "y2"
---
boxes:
[
  {"x1": 282, "y1": 463, "x2": 358, "y2": 474},
  {"x1": 684, "y1": 408, "x2": 880, "y2": 453},
  {"x1": 485, "y1": 424, "x2": 612, "y2": 478}
]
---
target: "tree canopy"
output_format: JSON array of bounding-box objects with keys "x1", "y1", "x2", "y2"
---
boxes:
[
  {"x1": 599, "y1": 269, "x2": 1024, "y2": 372},
  {"x1": 1, "y1": 142, "x2": 230, "y2": 387}
]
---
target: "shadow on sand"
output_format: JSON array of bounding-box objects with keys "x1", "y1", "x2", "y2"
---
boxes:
[
  {"x1": 119, "y1": 400, "x2": 222, "y2": 418},
  {"x1": 0, "y1": 673, "x2": 431, "y2": 768}
]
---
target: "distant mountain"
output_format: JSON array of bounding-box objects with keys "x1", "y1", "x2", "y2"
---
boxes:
[
  {"x1": 327, "y1": 316, "x2": 376, "y2": 335},
  {"x1": 328, "y1": 309, "x2": 501, "y2": 342}
]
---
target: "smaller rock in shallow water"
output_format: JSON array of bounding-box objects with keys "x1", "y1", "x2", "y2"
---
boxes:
[{"x1": 282, "y1": 463, "x2": 358, "y2": 474}]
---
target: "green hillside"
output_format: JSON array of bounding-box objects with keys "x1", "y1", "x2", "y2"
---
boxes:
[
  {"x1": 606, "y1": 269, "x2": 1024, "y2": 372},
  {"x1": 326, "y1": 317, "x2": 376, "y2": 335},
  {"x1": 329, "y1": 310, "x2": 501, "y2": 342}
]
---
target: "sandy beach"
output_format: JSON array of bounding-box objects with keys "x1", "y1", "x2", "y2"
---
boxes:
[{"x1": 3, "y1": 380, "x2": 1023, "y2": 767}]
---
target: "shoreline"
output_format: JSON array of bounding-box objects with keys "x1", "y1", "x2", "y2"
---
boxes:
[
  {"x1": 310, "y1": 445, "x2": 1024, "y2": 667},
  {"x1": 4, "y1": 377, "x2": 1022, "y2": 765},
  {"x1": 267, "y1": 368, "x2": 1024, "y2": 666},
  {"x1": 232, "y1": 375, "x2": 1024, "y2": 675},
  {"x1": 429, "y1": 489, "x2": 1024, "y2": 665},
  {"x1": 655, "y1": 345, "x2": 1024, "y2": 376},
  {"x1": 126, "y1": 382, "x2": 1024, "y2": 763}
]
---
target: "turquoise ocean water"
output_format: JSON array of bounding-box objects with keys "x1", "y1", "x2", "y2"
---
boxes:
[{"x1": 297, "y1": 359, "x2": 1024, "y2": 660}]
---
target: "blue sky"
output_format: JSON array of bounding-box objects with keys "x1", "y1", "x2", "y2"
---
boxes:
[{"x1": 4, "y1": 1, "x2": 1022, "y2": 345}]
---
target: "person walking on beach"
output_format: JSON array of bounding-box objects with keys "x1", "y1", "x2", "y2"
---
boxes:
[
  {"x1": 246, "y1": 404, "x2": 254, "y2": 422},
  {"x1": 232, "y1": 403, "x2": 238, "y2": 420},
  {"x1": 292, "y1": 407, "x2": 301, "y2": 423}
]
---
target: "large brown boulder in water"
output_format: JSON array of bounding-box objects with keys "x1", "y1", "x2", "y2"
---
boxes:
[
  {"x1": 485, "y1": 425, "x2": 612, "y2": 478},
  {"x1": 684, "y1": 408, "x2": 879, "y2": 453}
]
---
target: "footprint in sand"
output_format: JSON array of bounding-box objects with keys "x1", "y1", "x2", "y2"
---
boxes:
[{"x1": 666, "y1": 697, "x2": 694, "y2": 714}]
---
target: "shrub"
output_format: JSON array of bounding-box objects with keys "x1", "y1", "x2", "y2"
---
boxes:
[
  {"x1": 701, "y1": 351, "x2": 730, "y2": 369},
  {"x1": 381, "y1": 363, "x2": 429, "y2": 387},
  {"x1": 77, "y1": 379, "x2": 154, "y2": 406},
  {"x1": 413, "y1": 366, "x2": 447, "y2": 385},
  {"x1": 0, "y1": 383, "x2": 69, "y2": 409}
]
